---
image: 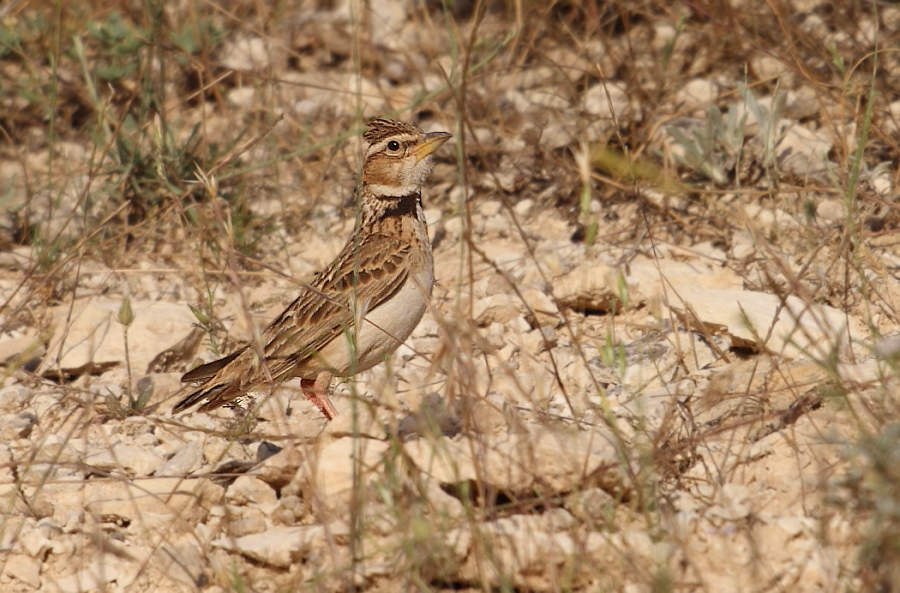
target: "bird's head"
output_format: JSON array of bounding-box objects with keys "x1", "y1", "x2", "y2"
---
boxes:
[{"x1": 361, "y1": 118, "x2": 452, "y2": 198}]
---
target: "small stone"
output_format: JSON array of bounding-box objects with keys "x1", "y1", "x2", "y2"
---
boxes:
[
  {"x1": 227, "y1": 87, "x2": 257, "y2": 109},
  {"x1": 473, "y1": 294, "x2": 520, "y2": 326},
  {"x1": 0, "y1": 383, "x2": 31, "y2": 409},
  {"x1": 539, "y1": 325, "x2": 558, "y2": 348},
  {"x1": 583, "y1": 81, "x2": 633, "y2": 120},
  {"x1": 154, "y1": 442, "x2": 203, "y2": 477},
  {"x1": 750, "y1": 53, "x2": 790, "y2": 82},
  {"x1": 564, "y1": 487, "x2": 616, "y2": 523},
  {"x1": 4, "y1": 553, "x2": 41, "y2": 588},
  {"x1": 227, "y1": 476, "x2": 278, "y2": 507},
  {"x1": 51, "y1": 556, "x2": 136, "y2": 593},
  {"x1": 522, "y1": 288, "x2": 559, "y2": 327},
  {"x1": 273, "y1": 494, "x2": 305, "y2": 525},
  {"x1": 85, "y1": 478, "x2": 223, "y2": 527},
  {"x1": 396, "y1": 393, "x2": 462, "y2": 440},
  {"x1": 776, "y1": 516, "x2": 815, "y2": 538},
  {"x1": 422, "y1": 207, "x2": 443, "y2": 227},
  {"x1": 887, "y1": 100, "x2": 900, "y2": 134},
  {"x1": 816, "y1": 199, "x2": 845, "y2": 222},
  {"x1": 153, "y1": 541, "x2": 207, "y2": 588},
  {"x1": 522, "y1": 328, "x2": 549, "y2": 355},
  {"x1": 784, "y1": 88, "x2": 819, "y2": 119},
  {"x1": 664, "y1": 285, "x2": 855, "y2": 360},
  {"x1": 467, "y1": 398, "x2": 507, "y2": 434},
  {"x1": 554, "y1": 261, "x2": 618, "y2": 313},
  {"x1": 0, "y1": 336, "x2": 44, "y2": 370},
  {"x1": 212, "y1": 525, "x2": 325, "y2": 568},
  {"x1": 677, "y1": 78, "x2": 719, "y2": 110},
  {"x1": 458, "y1": 513, "x2": 578, "y2": 589},
  {"x1": 219, "y1": 35, "x2": 277, "y2": 71},
  {"x1": 227, "y1": 514, "x2": 268, "y2": 537},
  {"x1": 256, "y1": 441, "x2": 282, "y2": 463},
  {"x1": 652, "y1": 23, "x2": 678, "y2": 51},
  {"x1": 84, "y1": 442, "x2": 162, "y2": 477},
  {"x1": 731, "y1": 230, "x2": 756, "y2": 259},
  {"x1": 292, "y1": 438, "x2": 391, "y2": 513},
  {"x1": 20, "y1": 528, "x2": 53, "y2": 559},
  {"x1": 0, "y1": 412, "x2": 37, "y2": 439},
  {"x1": 874, "y1": 335, "x2": 900, "y2": 360},
  {"x1": 257, "y1": 446, "x2": 304, "y2": 491},
  {"x1": 513, "y1": 198, "x2": 534, "y2": 217},
  {"x1": 479, "y1": 200, "x2": 503, "y2": 217},
  {"x1": 777, "y1": 124, "x2": 833, "y2": 180}
]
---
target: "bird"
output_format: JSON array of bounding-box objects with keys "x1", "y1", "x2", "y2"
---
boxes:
[{"x1": 173, "y1": 117, "x2": 452, "y2": 420}]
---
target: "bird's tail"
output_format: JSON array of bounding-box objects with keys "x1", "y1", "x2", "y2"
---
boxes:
[{"x1": 173, "y1": 347, "x2": 247, "y2": 413}]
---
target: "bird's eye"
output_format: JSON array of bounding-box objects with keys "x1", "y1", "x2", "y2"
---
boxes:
[{"x1": 387, "y1": 140, "x2": 401, "y2": 151}]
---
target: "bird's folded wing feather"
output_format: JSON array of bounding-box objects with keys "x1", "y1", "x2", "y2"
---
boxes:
[
  {"x1": 258, "y1": 231, "x2": 412, "y2": 381},
  {"x1": 175, "y1": 230, "x2": 413, "y2": 413},
  {"x1": 181, "y1": 349, "x2": 243, "y2": 382}
]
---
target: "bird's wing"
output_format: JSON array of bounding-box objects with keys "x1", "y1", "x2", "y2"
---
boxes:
[
  {"x1": 180, "y1": 349, "x2": 242, "y2": 383},
  {"x1": 175, "y1": 230, "x2": 411, "y2": 412},
  {"x1": 260, "y1": 230, "x2": 412, "y2": 380}
]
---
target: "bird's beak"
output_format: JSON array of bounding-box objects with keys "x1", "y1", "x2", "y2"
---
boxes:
[{"x1": 414, "y1": 131, "x2": 452, "y2": 161}]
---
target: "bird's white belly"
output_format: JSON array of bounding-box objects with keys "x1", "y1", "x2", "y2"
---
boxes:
[{"x1": 307, "y1": 269, "x2": 431, "y2": 377}]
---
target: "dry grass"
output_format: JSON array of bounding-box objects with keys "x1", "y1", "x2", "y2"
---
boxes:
[{"x1": 1, "y1": 0, "x2": 899, "y2": 591}]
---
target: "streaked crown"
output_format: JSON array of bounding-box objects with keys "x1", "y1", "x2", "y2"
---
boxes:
[{"x1": 364, "y1": 118, "x2": 422, "y2": 144}]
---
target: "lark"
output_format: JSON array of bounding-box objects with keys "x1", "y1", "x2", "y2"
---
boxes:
[{"x1": 173, "y1": 118, "x2": 452, "y2": 420}]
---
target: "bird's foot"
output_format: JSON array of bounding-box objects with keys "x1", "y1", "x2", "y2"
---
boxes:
[{"x1": 300, "y1": 374, "x2": 338, "y2": 420}]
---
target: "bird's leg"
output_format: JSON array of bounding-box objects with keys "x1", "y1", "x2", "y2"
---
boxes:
[{"x1": 300, "y1": 371, "x2": 338, "y2": 420}]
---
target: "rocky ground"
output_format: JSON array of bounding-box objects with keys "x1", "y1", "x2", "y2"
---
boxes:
[{"x1": 1, "y1": 0, "x2": 899, "y2": 591}]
